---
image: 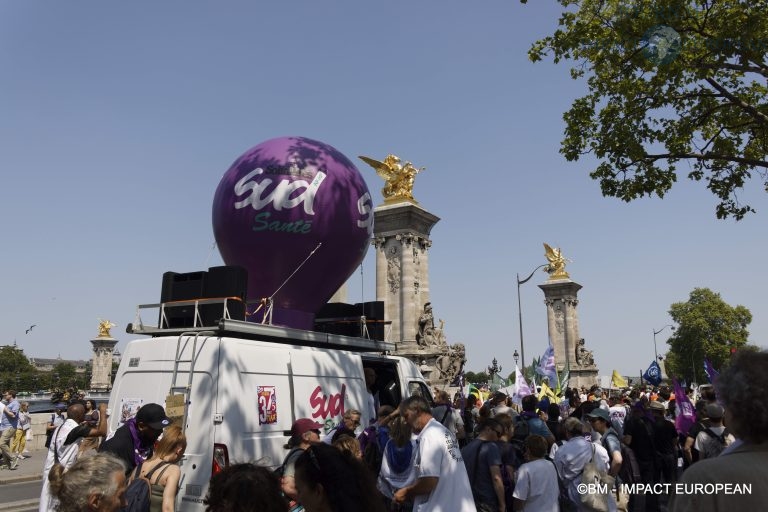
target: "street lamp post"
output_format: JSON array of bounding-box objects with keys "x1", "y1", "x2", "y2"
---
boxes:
[
  {"x1": 517, "y1": 264, "x2": 547, "y2": 374},
  {"x1": 653, "y1": 324, "x2": 674, "y2": 362},
  {"x1": 487, "y1": 357, "x2": 502, "y2": 386}
]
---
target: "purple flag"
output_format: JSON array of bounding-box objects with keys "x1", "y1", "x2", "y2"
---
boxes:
[
  {"x1": 673, "y1": 378, "x2": 696, "y2": 435},
  {"x1": 703, "y1": 358, "x2": 719, "y2": 384},
  {"x1": 535, "y1": 345, "x2": 558, "y2": 384}
]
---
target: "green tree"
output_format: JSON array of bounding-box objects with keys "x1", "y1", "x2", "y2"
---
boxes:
[
  {"x1": 52, "y1": 362, "x2": 78, "y2": 388},
  {"x1": 522, "y1": 0, "x2": 768, "y2": 219},
  {"x1": 663, "y1": 287, "x2": 751, "y2": 383},
  {"x1": 464, "y1": 370, "x2": 489, "y2": 385},
  {"x1": 0, "y1": 346, "x2": 37, "y2": 393}
]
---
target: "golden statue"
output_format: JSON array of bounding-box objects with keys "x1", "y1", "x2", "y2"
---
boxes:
[
  {"x1": 97, "y1": 319, "x2": 116, "y2": 338},
  {"x1": 543, "y1": 243, "x2": 570, "y2": 280},
  {"x1": 359, "y1": 154, "x2": 425, "y2": 204}
]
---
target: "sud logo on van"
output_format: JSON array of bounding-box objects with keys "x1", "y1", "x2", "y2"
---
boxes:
[{"x1": 310, "y1": 384, "x2": 346, "y2": 422}]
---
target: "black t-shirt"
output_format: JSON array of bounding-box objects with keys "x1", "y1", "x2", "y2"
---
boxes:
[
  {"x1": 99, "y1": 424, "x2": 151, "y2": 474},
  {"x1": 624, "y1": 415, "x2": 655, "y2": 462},
  {"x1": 652, "y1": 418, "x2": 677, "y2": 455}
]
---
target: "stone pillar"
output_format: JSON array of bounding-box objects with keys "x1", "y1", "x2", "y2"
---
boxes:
[
  {"x1": 90, "y1": 337, "x2": 118, "y2": 391},
  {"x1": 373, "y1": 202, "x2": 440, "y2": 346},
  {"x1": 539, "y1": 278, "x2": 598, "y2": 388}
]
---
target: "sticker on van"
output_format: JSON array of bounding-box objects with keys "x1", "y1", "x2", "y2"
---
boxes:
[{"x1": 258, "y1": 386, "x2": 277, "y2": 425}]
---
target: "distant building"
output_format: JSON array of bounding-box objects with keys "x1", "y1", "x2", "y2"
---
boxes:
[{"x1": 28, "y1": 356, "x2": 88, "y2": 373}]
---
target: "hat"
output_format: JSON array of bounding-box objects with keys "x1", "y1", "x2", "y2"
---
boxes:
[
  {"x1": 290, "y1": 418, "x2": 323, "y2": 438},
  {"x1": 587, "y1": 408, "x2": 610, "y2": 423},
  {"x1": 649, "y1": 401, "x2": 666, "y2": 412},
  {"x1": 705, "y1": 403, "x2": 724, "y2": 419},
  {"x1": 135, "y1": 403, "x2": 171, "y2": 430}
]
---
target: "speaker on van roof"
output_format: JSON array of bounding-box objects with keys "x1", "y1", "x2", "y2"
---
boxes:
[{"x1": 159, "y1": 266, "x2": 248, "y2": 327}]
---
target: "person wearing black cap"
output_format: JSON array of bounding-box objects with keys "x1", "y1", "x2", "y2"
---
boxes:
[{"x1": 99, "y1": 402, "x2": 171, "y2": 474}]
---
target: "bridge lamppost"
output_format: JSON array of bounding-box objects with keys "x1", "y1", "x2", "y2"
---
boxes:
[
  {"x1": 653, "y1": 324, "x2": 674, "y2": 362},
  {"x1": 517, "y1": 264, "x2": 547, "y2": 374}
]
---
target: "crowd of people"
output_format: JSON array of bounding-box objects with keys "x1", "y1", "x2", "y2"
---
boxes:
[{"x1": 1, "y1": 349, "x2": 765, "y2": 511}]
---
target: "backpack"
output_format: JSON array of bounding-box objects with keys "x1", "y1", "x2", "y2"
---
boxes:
[
  {"x1": 121, "y1": 461, "x2": 169, "y2": 512},
  {"x1": 702, "y1": 427, "x2": 731, "y2": 457},
  {"x1": 512, "y1": 415, "x2": 531, "y2": 442},
  {"x1": 603, "y1": 432, "x2": 641, "y2": 485}
]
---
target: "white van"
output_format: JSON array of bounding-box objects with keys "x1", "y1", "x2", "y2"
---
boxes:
[{"x1": 108, "y1": 302, "x2": 432, "y2": 509}]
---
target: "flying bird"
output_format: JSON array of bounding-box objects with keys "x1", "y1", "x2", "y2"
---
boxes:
[{"x1": 25, "y1": 324, "x2": 36, "y2": 334}]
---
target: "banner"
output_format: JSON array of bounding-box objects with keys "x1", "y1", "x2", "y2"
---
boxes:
[
  {"x1": 535, "y1": 345, "x2": 558, "y2": 385},
  {"x1": 512, "y1": 365, "x2": 532, "y2": 405},
  {"x1": 560, "y1": 360, "x2": 570, "y2": 393},
  {"x1": 704, "y1": 358, "x2": 719, "y2": 384},
  {"x1": 611, "y1": 370, "x2": 628, "y2": 388},
  {"x1": 673, "y1": 378, "x2": 696, "y2": 435},
  {"x1": 643, "y1": 360, "x2": 663, "y2": 386}
]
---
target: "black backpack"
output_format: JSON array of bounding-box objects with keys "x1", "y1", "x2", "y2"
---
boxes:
[
  {"x1": 603, "y1": 432, "x2": 641, "y2": 485},
  {"x1": 121, "y1": 461, "x2": 169, "y2": 512},
  {"x1": 702, "y1": 427, "x2": 731, "y2": 457},
  {"x1": 512, "y1": 415, "x2": 531, "y2": 442}
]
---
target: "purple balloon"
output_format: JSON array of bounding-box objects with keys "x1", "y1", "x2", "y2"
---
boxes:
[{"x1": 212, "y1": 136, "x2": 373, "y2": 329}]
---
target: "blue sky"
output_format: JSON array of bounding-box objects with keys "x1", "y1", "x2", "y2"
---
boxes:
[{"x1": 2, "y1": 1, "x2": 765, "y2": 380}]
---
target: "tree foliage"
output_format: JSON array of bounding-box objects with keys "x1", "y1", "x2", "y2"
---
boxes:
[
  {"x1": 663, "y1": 287, "x2": 751, "y2": 382},
  {"x1": 523, "y1": 0, "x2": 768, "y2": 219}
]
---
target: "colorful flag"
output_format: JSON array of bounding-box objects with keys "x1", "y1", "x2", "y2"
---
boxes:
[
  {"x1": 673, "y1": 378, "x2": 696, "y2": 435},
  {"x1": 535, "y1": 345, "x2": 558, "y2": 385},
  {"x1": 512, "y1": 365, "x2": 532, "y2": 405},
  {"x1": 538, "y1": 381, "x2": 558, "y2": 402},
  {"x1": 611, "y1": 370, "x2": 628, "y2": 388},
  {"x1": 643, "y1": 360, "x2": 663, "y2": 386},
  {"x1": 703, "y1": 358, "x2": 719, "y2": 384}
]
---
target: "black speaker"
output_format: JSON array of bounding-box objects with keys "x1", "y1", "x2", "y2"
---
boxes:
[
  {"x1": 201, "y1": 265, "x2": 248, "y2": 323},
  {"x1": 159, "y1": 267, "x2": 248, "y2": 328}
]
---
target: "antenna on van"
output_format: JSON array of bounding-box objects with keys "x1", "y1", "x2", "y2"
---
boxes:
[{"x1": 262, "y1": 242, "x2": 322, "y2": 325}]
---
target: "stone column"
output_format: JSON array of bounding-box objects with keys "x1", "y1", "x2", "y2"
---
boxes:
[
  {"x1": 373, "y1": 202, "x2": 439, "y2": 345},
  {"x1": 90, "y1": 336, "x2": 118, "y2": 391},
  {"x1": 538, "y1": 279, "x2": 582, "y2": 370}
]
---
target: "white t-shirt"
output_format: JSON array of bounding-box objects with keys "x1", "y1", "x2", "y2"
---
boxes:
[
  {"x1": 413, "y1": 418, "x2": 476, "y2": 512},
  {"x1": 513, "y1": 458, "x2": 560, "y2": 512},
  {"x1": 554, "y1": 436, "x2": 616, "y2": 512},
  {"x1": 39, "y1": 419, "x2": 89, "y2": 512},
  {"x1": 431, "y1": 404, "x2": 464, "y2": 437}
]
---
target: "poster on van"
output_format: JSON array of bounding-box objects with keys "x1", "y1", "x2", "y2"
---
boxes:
[
  {"x1": 258, "y1": 386, "x2": 277, "y2": 425},
  {"x1": 119, "y1": 398, "x2": 144, "y2": 426}
]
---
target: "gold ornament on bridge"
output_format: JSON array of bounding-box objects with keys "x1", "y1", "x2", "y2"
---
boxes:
[
  {"x1": 97, "y1": 319, "x2": 116, "y2": 338},
  {"x1": 359, "y1": 154, "x2": 425, "y2": 204},
  {"x1": 543, "y1": 243, "x2": 570, "y2": 280}
]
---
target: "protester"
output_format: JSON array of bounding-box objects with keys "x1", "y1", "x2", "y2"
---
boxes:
[
  {"x1": 46, "y1": 403, "x2": 67, "y2": 449},
  {"x1": 321, "y1": 409, "x2": 361, "y2": 444},
  {"x1": 40, "y1": 401, "x2": 108, "y2": 512},
  {"x1": 0, "y1": 390, "x2": 20, "y2": 470},
  {"x1": 294, "y1": 442, "x2": 386, "y2": 512},
  {"x1": 393, "y1": 395, "x2": 476, "y2": 511},
  {"x1": 432, "y1": 390, "x2": 466, "y2": 442},
  {"x1": 332, "y1": 434, "x2": 362, "y2": 459},
  {"x1": 461, "y1": 418, "x2": 506, "y2": 511},
  {"x1": 693, "y1": 403, "x2": 734, "y2": 460},
  {"x1": 11, "y1": 401, "x2": 30, "y2": 459},
  {"x1": 649, "y1": 400, "x2": 679, "y2": 484},
  {"x1": 48, "y1": 452, "x2": 127, "y2": 512},
  {"x1": 671, "y1": 350, "x2": 768, "y2": 511},
  {"x1": 512, "y1": 434, "x2": 559, "y2": 511},
  {"x1": 99, "y1": 402, "x2": 171, "y2": 474},
  {"x1": 79, "y1": 399, "x2": 102, "y2": 455},
  {"x1": 136, "y1": 424, "x2": 187, "y2": 512},
  {"x1": 204, "y1": 463, "x2": 288, "y2": 512},
  {"x1": 378, "y1": 415, "x2": 417, "y2": 511},
  {"x1": 554, "y1": 417, "x2": 615, "y2": 512},
  {"x1": 280, "y1": 417, "x2": 323, "y2": 510},
  {"x1": 514, "y1": 395, "x2": 555, "y2": 447}
]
